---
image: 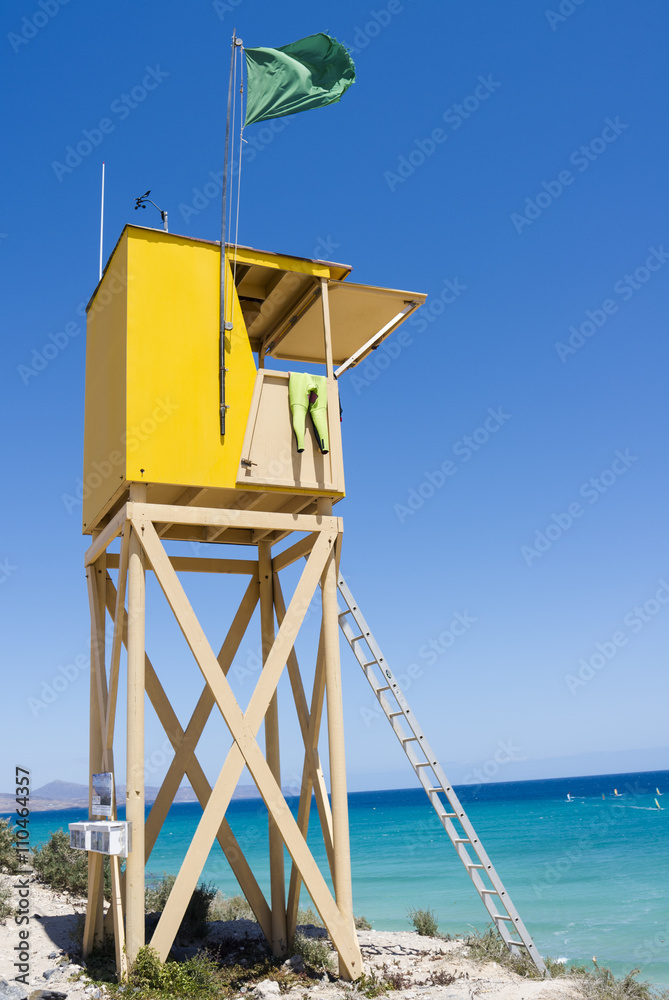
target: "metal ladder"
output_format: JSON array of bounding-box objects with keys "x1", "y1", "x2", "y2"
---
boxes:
[{"x1": 337, "y1": 573, "x2": 548, "y2": 977}]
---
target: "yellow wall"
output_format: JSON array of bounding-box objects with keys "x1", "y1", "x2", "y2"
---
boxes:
[
  {"x1": 124, "y1": 229, "x2": 256, "y2": 491},
  {"x1": 82, "y1": 233, "x2": 128, "y2": 531}
]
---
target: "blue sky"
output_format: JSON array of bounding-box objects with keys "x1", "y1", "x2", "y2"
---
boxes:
[{"x1": 1, "y1": 0, "x2": 668, "y2": 795}]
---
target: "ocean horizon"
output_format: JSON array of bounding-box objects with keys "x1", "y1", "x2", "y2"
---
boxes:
[{"x1": 6, "y1": 768, "x2": 668, "y2": 986}]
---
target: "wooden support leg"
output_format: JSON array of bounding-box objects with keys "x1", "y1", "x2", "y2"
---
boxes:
[
  {"x1": 318, "y1": 500, "x2": 356, "y2": 976},
  {"x1": 285, "y1": 628, "x2": 331, "y2": 942},
  {"x1": 125, "y1": 515, "x2": 146, "y2": 965},
  {"x1": 83, "y1": 548, "x2": 106, "y2": 957},
  {"x1": 259, "y1": 541, "x2": 287, "y2": 955}
]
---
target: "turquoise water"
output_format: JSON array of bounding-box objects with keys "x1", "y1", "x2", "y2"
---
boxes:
[{"x1": 9, "y1": 770, "x2": 669, "y2": 985}]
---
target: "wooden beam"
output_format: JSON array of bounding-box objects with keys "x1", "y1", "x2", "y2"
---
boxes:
[
  {"x1": 83, "y1": 550, "x2": 107, "y2": 957},
  {"x1": 125, "y1": 512, "x2": 146, "y2": 964},
  {"x1": 272, "y1": 533, "x2": 318, "y2": 574},
  {"x1": 84, "y1": 505, "x2": 128, "y2": 566},
  {"x1": 106, "y1": 554, "x2": 259, "y2": 575},
  {"x1": 318, "y1": 505, "x2": 356, "y2": 976},
  {"x1": 321, "y1": 278, "x2": 334, "y2": 379},
  {"x1": 259, "y1": 541, "x2": 287, "y2": 955},
  {"x1": 131, "y1": 501, "x2": 339, "y2": 535},
  {"x1": 106, "y1": 523, "x2": 130, "y2": 753},
  {"x1": 285, "y1": 629, "x2": 329, "y2": 941},
  {"x1": 103, "y1": 575, "x2": 273, "y2": 943},
  {"x1": 137, "y1": 520, "x2": 361, "y2": 978},
  {"x1": 273, "y1": 575, "x2": 334, "y2": 868}
]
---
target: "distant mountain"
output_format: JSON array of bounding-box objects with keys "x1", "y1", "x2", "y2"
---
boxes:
[{"x1": 0, "y1": 779, "x2": 264, "y2": 814}]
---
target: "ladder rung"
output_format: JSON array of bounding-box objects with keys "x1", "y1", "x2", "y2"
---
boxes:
[
  {"x1": 466, "y1": 863, "x2": 485, "y2": 869},
  {"x1": 388, "y1": 710, "x2": 405, "y2": 718},
  {"x1": 362, "y1": 660, "x2": 378, "y2": 668},
  {"x1": 338, "y1": 609, "x2": 353, "y2": 618},
  {"x1": 453, "y1": 838, "x2": 470, "y2": 844},
  {"x1": 376, "y1": 685, "x2": 391, "y2": 693},
  {"x1": 427, "y1": 786, "x2": 444, "y2": 793},
  {"x1": 480, "y1": 889, "x2": 499, "y2": 895},
  {"x1": 401, "y1": 736, "x2": 418, "y2": 743},
  {"x1": 506, "y1": 941, "x2": 527, "y2": 949},
  {"x1": 415, "y1": 762, "x2": 433, "y2": 768},
  {"x1": 349, "y1": 634, "x2": 364, "y2": 642},
  {"x1": 492, "y1": 914, "x2": 514, "y2": 921}
]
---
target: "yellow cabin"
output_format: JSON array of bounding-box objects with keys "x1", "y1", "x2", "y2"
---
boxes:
[{"x1": 83, "y1": 224, "x2": 426, "y2": 535}]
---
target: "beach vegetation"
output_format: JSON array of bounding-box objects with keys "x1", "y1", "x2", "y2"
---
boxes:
[
  {"x1": 0, "y1": 877, "x2": 14, "y2": 919},
  {"x1": 573, "y1": 964, "x2": 669, "y2": 1000},
  {"x1": 407, "y1": 906, "x2": 440, "y2": 938},
  {"x1": 0, "y1": 818, "x2": 20, "y2": 874},
  {"x1": 289, "y1": 930, "x2": 335, "y2": 973},
  {"x1": 32, "y1": 829, "x2": 112, "y2": 900},
  {"x1": 145, "y1": 873, "x2": 217, "y2": 938},
  {"x1": 208, "y1": 889, "x2": 256, "y2": 922},
  {"x1": 355, "y1": 914, "x2": 373, "y2": 930},
  {"x1": 129, "y1": 945, "x2": 221, "y2": 996}
]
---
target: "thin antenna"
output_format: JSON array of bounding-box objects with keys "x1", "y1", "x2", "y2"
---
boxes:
[
  {"x1": 220, "y1": 31, "x2": 243, "y2": 437},
  {"x1": 99, "y1": 162, "x2": 105, "y2": 281}
]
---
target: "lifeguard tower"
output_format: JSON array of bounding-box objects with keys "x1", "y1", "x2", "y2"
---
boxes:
[{"x1": 79, "y1": 224, "x2": 547, "y2": 980}]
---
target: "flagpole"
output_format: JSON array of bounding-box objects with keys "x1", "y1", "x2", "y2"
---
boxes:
[{"x1": 220, "y1": 31, "x2": 240, "y2": 436}]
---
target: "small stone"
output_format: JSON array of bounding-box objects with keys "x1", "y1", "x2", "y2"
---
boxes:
[
  {"x1": 48, "y1": 954, "x2": 58, "y2": 961},
  {"x1": 42, "y1": 970, "x2": 58, "y2": 981},
  {"x1": 282, "y1": 955, "x2": 305, "y2": 974},
  {"x1": 253, "y1": 981, "x2": 280, "y2": 1000}
]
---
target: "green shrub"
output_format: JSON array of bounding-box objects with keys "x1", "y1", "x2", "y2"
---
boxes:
[
  {"x1": 0, "y1": 877, "x2": 14, "y2": 919},
  {"x1": 0, "y1": 819, "x2": 20, "y2": 875},
  {"x1": 32, "y1": 830, "x2": 111, "y2": 900},
  {"x1": 407, "y1": 906, "x2": 439, "y2": 938},
  {"x1": 296, "y1": 904, "x2": 323, "y2": 927},
  {"x1": 355, "y1": 914, "x2": 372, "y2": 930},
  {"x1": 464, "y1": 926, "x2": 538, "y2": 977},
  {"x1": 129, "y1": 944, "x2": 221, "y2": 996},
  {"x1": 145, "y1": 873, "x2": 216, "y2": 939},
  {"x1": 289, "y1": 931, "x2": 334, "y2": 973},
  {"x1": 208, "y1": 890, "x2": 256, "y2": 922},
  {"x1": 576, "y1": 965, "x2": 669, "y2": 1000}
]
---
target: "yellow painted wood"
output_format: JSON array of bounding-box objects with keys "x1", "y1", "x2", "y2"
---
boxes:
[{"x1": 83, "y1": 237, "x2": 128, "y2": 533}]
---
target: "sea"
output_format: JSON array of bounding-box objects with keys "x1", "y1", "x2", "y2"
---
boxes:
[{"x1": 7, "y1": 769, "x2": 669, "y2": 987}]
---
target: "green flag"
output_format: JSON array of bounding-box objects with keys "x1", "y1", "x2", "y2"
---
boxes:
[{"x1": 244, "y1": 33, "x2": 355, "y2": 128}]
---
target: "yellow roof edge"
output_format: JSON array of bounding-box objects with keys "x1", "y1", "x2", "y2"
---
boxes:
[{"x1": 87, "y1": 223, "x2": 353, "y2": 311}]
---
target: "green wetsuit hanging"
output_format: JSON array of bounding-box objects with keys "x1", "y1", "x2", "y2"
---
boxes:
[{"x1": 288, "y1": 372, "x2": 329, "y2": 454}]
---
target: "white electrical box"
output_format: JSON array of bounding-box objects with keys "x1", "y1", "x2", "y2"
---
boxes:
[{"x1": 69, "y1": 821, "x2": 132, "y2": 857}]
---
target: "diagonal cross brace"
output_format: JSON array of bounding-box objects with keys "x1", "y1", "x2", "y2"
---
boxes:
[{"x1": 135, "y1": 518, "x2": 362, "y2": 978}]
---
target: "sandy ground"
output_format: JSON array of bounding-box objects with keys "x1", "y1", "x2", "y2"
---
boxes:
[{"x1": 0, "y1": 876, "x2": 582, "y2": 1000}]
